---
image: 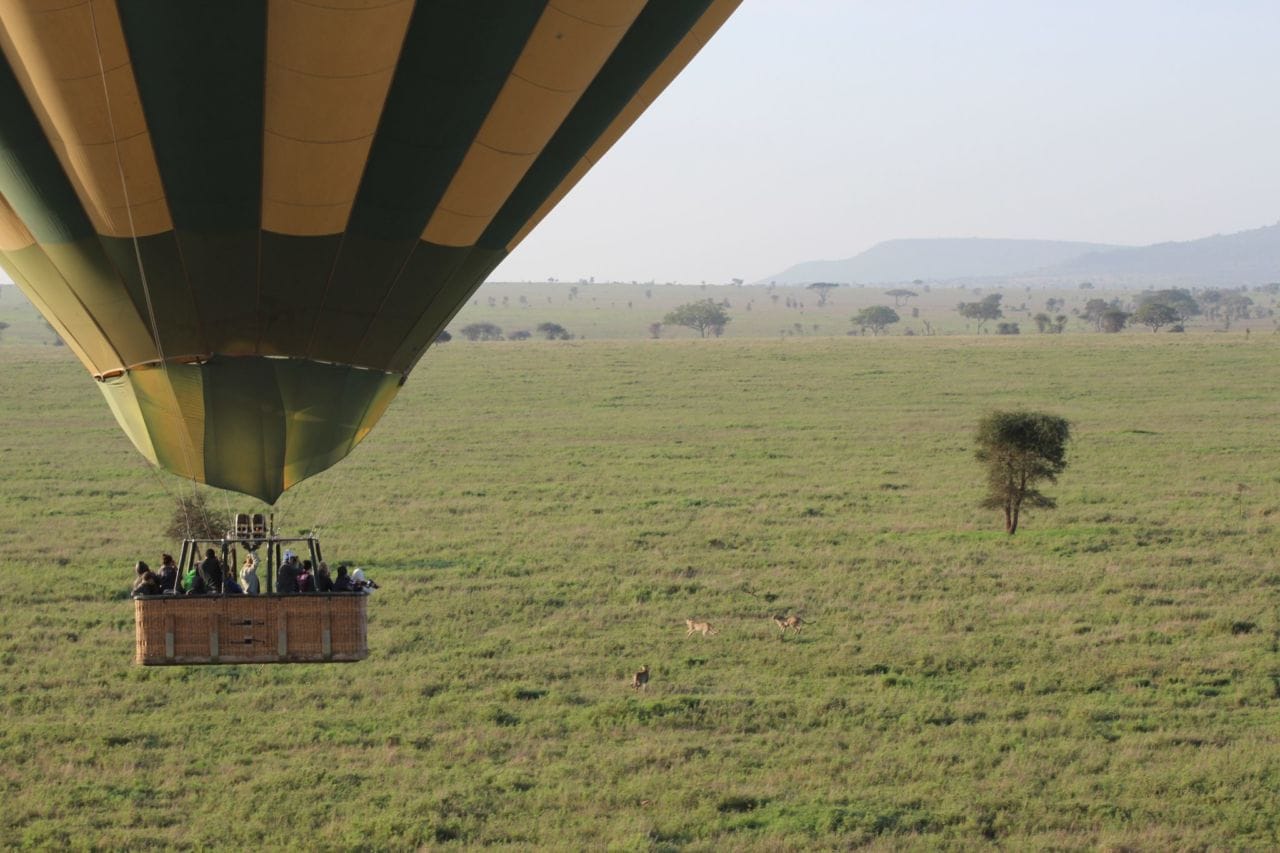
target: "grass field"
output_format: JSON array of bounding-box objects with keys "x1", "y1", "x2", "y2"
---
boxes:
[{"x1": 1, "y1": 288, "x2": 1278, "y2": 849}]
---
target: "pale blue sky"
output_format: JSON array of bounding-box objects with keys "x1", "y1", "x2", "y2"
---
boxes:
[{"x1": 492, "y1": 1, "x2": 1280, "y2": 283}]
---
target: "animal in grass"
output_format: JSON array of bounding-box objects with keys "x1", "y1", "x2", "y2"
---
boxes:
[
  {"x1": 685, "y1": 618, "x2": 719, "y2": 637},
  {"x1": 631, "y1": 665, "x2": 650, "y2": 691},
  {"x1": 773, "y1": 614, "x2": 807, "y2": 634}
]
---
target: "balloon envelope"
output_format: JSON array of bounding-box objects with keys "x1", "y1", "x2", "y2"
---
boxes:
[{"x1": 0, "y1": 0, "x2": 739, "y2": 502}]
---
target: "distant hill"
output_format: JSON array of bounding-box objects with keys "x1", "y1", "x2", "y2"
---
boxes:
[
  {"x1": 763, "y1": 222, "x2": 1280, "y2": 287},
  {"x1": 760, "y1": 238, "x2": 1124, "y2": 285},
  {"x1": 1040, "y1": 222, "x2": 1280, "y2": 285}
]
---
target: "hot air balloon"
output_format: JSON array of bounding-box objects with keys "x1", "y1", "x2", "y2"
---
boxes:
[{"x1": 0, "y1": 0, "x2": 740, "y2": 504}]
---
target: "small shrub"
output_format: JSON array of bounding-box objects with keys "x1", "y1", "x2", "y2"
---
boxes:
[
  {"x1": 717, "y1": 796, "x2": 767, "y2": 813},
  {"x1": 165, "y1": 492, "x2": 225, "y2": 541}
]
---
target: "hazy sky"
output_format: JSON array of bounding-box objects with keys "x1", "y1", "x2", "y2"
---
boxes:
[
  {"x1": 4, "y1": 3, "x2": 1278, "y2": 288},
  {"x1": 492, "y1": 0, "x2": 1280, "y2": 283}
]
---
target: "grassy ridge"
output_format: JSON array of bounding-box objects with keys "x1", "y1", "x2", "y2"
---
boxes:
[{"x1": 1, "y1": 296, "x2": 1278, "y2": 847}]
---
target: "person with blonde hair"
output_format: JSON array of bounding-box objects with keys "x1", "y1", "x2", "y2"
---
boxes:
[
  {"x1": 315, "y1": 561, "x2": 334, "y2": 593},
  {"x1": 240, "y1": 553, "x2": 260, "y2": 596}
]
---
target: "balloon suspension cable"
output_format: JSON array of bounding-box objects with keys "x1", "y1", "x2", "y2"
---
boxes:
[
  {"x1": 88, "y1": 3, "x2": 201, "y2": 521},
  {"x1": 142, "y1": 458, "x2": 192, "y2": 540},
  {"x1": 309, "y1": 468, "x2": 346, "y2": 541},
  {"x1": 221, "y1": 487, "x2": 234, "y2": 536},
  {"x1": 273, "y1": 489, "x2": 290, "y2": 539}
]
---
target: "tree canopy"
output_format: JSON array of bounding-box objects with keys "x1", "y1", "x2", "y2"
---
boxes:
[
  {"x1": 1034, "y1": 313, "x2": 1068, "y2": 333},
  {"x1": 806, "y1": 282, "x2": 840, "y2": 306},
  {"x1": 460, "y1": 322, "x2": 503, "y2": 342},
  {"x1": 1197, "y1": 290, "x2": 1255, "y2": 327},
  {"x1": 851, "y1": 305, "x2": 900, "y2": 335},
  {"x1": 1082, "y1": 298, "x2": 1115, "y2": 331},
  {"x1": 1136, "y1": 289, "x2": 1199, "y2": 323},
  {"x1": 956, "y1": 294, "x2": 1003, "y2": 332},
  {"x1": 536, "y1": 322, "x2": 571, "y2": 340},
  {"x1": 1132, "y1": 301, "x2": 1179, "y2": 332},
  {"x1": 975, "y1": 411, "x2": 1071, "y2": 535},
  {"x1": 1099, "y1": 308, "x2": 1130, "y2": 333},
  {"x1": 663, "y1": 300, "x2": 732, "y2": 338},
  {"x1": 165, "y1": 492, "x2": 226, "y2": 541}
]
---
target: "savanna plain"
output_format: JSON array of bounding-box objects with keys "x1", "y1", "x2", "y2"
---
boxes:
[{"x1": 0, "y1": 289, "x2": 1278, "y2": 849}]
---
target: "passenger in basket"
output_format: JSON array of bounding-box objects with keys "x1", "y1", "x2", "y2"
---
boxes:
[
  {"x1": 199, "y1": 548, "x2": 224, "y2": 592},
  {"x1": 297, "y1": 560, "x2": 315, "y2": 593},
  {"x1": 131, "y1": 561, "x2": 162, "y2": 597},
  {"x1": 276, "y1": 550, "x2": 302, "y2": 594},
  {"x1": 315, "y1": 561, "x2": 334, "y2": 593},
  {"x1": 182, "y1": 561, "x2": 207, "y2": 595},
  {"x1": 351, "y1": 568, "x2": 379, "y2": 593},
  {"x1": 240, "y1": 553, "x2": 260, "y2": 596},
  {"x1": 332, "y1": 564, "x2": 354, "y2": 592},
  {"x1": 156, "y1": 554, "x2": 178, "y2": 592}
]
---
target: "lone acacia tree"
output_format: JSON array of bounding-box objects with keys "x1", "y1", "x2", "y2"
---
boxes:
[
  {"x1": 851, "y1": 305, "x2": 899, "y2": 335},
  {"x1": 884, "y1": 288, "x2": 918, "y2": 307},
  {"x1": 975, "y1": 410, "x2": 1071, "y2": 535},
  {"x1": 806, "y1": 282, "x2": 840, "y2": 306},
  {"x1": 536, "y1": 321, "x2": 571, "y2": 340},
  {"x1": 956, "y1": 293, "x2": 1003, "y2": 333},
  {"x1": 663, "y1": 299, "x2": 731, "y2": 338}
]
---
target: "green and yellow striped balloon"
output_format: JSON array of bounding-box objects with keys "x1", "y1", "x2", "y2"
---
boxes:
[{"x1": 0, "y1": 0, "x2": 738, "y2": 502}]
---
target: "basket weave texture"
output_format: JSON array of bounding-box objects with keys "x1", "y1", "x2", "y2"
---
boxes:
[{"x1": 134, "y1": 594, "x2": 368, "y2": 665}]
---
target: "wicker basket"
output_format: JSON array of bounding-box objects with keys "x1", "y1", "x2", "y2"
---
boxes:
[{"x1": 134, "y1": 594, "x2": 368, "y2": 665}]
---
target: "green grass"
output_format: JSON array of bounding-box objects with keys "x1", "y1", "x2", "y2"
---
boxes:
[{"x1": 1, "y1": 290, "x2": 1279, "y2": 849}]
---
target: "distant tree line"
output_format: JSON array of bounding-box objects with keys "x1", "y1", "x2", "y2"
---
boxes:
[
  {"x1": 952, "y1": 286, "x2": 1269, "y2": 335},
  {"x1": 455, "y1": 322, "x2": 574, "y2": 342}
]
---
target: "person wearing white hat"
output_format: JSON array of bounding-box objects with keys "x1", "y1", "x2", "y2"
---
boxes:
[
  {"x1": 351, "y1": 568, "x2": 378, "y2": 592},
  {"x1": 276, "y1": 549, "x2": 302, "y2": 594}
]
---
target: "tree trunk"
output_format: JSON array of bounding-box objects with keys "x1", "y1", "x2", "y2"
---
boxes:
[
  {"x1": 1008, "y1": 471, "x2": 1028, "y2": 535},
  {"x1": 1004, "y1": 503, "x2": 1014, "y2": 534}
]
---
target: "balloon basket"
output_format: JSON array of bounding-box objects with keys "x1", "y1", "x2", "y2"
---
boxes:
[{"x1": 134, "y1": 594, "x2": 368, "y2": 665}]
